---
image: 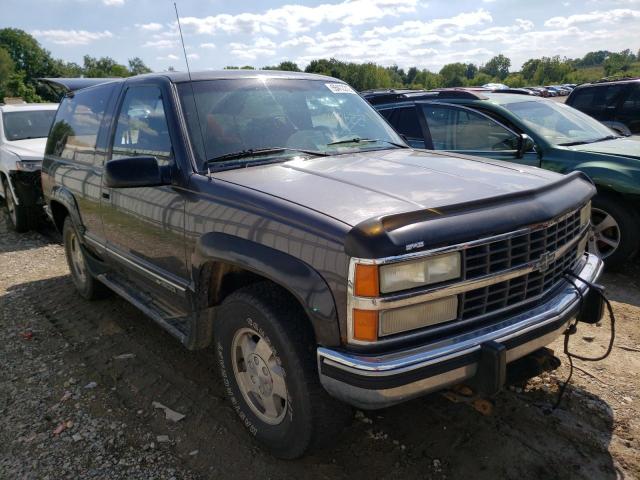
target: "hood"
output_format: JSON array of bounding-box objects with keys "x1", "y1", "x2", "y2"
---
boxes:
[
  {"x1": 3, "y1": 137, "x2": 48, "y2": 160},
  {"x1": 567, "y1": 137, "x2": 640, "y2": 160},
  {"x1": 213, "y1": 148, "x2": 564, "y2": 227}
]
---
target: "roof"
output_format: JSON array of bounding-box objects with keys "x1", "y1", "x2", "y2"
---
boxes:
[
  {"x1": 0, "y1": 103, "x2": 59, "y2": 112},
  {"x1": 149, "y1": 69, "x2": 342, "y2": 83},
  {"x1": 483, "y1": 92, "x2": 545, "y2": 105},
  {"x1": 573, "y1": 77, "x2": 640, "y2": 90}
]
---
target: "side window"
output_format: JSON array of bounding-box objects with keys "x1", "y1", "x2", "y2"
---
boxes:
[
  {"x1": 422, "y1": 105, "x2": 519, "y2": 151},
  {"x1": 570, "y1": 89, "x2": 596, "y2": 111},
  {"x1": 47, "y1": 84, "x2": 116, "y2": 166},
  {"x1": 620, "y1": 85, "x2": 640, "y2": 114},
  {"x1": 112, "y1": 86, "x2": 172, "y2": 166},
  {"x1": 386, "y1": 107, "x2": 423, "y2": 141}
]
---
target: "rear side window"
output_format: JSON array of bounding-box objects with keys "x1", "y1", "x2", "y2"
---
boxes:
[
  {"x1": 570, "y1": 85, "x2": 625, "y2": 114},
  {"x1": 621, "y1": 85, "x2": 640, "y2": 114},
  {"x1": 383, "y1": 106, "x2": 423, "y2": 140},
  {"x1": 47, "y1": 84, "x2": 117, "y2": 165}
]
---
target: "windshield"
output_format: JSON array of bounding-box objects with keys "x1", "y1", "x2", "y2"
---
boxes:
[
  {"x1": 2, "y1": 110, "x2": 56, "y2": 141},
  {"x1": 502, "y1": 100, "x2": 617, "y2": 146},
  {"x1": 177, "y1": 78, "x2": 405, "y2": 170}
]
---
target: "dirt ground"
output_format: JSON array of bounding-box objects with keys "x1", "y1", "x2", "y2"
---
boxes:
[{"x1": 0, "y1": 215, "x2": 638, "y2": 480}]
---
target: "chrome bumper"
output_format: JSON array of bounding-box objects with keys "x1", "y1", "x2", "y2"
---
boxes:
[{"x1": 317, "y1": 253, "x2": 603, "y2": 409}]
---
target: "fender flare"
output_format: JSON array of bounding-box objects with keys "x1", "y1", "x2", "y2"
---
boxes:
[
  {"x1": 573, "y1": 162, "x2": 640, "y2": 197},
  {"x1": 48, "y1": 185, "x2": 84, "y2": 232},
  {"x1": 192, "y1": 232, "x2": 341, "y2": 347}
]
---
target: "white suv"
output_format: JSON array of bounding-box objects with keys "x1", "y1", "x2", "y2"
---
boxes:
[{"x1": 0, "y1": 102, "x2": 58, "y2": 231}]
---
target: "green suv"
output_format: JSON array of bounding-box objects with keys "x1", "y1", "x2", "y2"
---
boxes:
[{"x1": 364, "y1": 89, "x2": 640, "y2": 268}]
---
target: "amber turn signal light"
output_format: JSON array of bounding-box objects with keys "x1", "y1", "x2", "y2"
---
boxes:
[
  {"x1": 354, "y1": 264, "x2": 379, "y2": 297},
  {"x1": 353, "y1": 309, "x2": 378, "y2": 342}
]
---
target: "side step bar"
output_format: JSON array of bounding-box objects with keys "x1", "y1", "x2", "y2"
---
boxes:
[{"x1": 97, "y1": 273, "x2": 187, "y2": 344}]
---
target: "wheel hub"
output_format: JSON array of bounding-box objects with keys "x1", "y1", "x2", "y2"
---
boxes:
[{"x1": 231, "y1": 327, "x2": 288, "y2": 425}]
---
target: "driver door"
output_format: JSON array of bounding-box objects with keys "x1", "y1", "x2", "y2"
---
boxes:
[{"x1": 420, "y1": 103, "x2": 539, "y2": 167}]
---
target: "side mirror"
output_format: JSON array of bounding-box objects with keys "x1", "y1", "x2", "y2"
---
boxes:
[
  {"x1": 516, "y1": 134, "x2": 535, "y2": 159},
  {"x1": 104, "y1": 156, "x2": 170, "y2": 188}
]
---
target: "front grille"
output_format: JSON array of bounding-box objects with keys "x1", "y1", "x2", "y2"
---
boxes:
[
  {"x1": 464, "y1": 209, "x2": 582, "y2": 279},
  {"x1": 460, "y1": 245, "x2": 581, "y2": 320},
  {"x1": 459, "y1": 208, "x2": 584, "y2": 321}
]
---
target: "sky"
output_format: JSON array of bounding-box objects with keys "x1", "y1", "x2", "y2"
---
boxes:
[{"x1": 2, "y1": 0, "x2": 640, "y2": 72}]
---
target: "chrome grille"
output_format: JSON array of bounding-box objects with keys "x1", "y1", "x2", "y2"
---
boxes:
[{"x1": 464, "y1": 209, "x2": 582, "y2": 279}]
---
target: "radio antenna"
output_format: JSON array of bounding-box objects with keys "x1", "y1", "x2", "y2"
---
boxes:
[{"x1": 174, "y1": 2, "x2": 208, "y2": 175}]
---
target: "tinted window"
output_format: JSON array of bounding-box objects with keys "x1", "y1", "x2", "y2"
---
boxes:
[
  {"x1": 422, "y1": 105, "x2": 518, "y2": 151},
  {"x1": 570, "y1": 85, "x2": 625, "y2": 114},
  {"x1": 2, "y1": 110, "x2": 56, "y2": 141},
  {"x1": 385, "y1": 107, "x2": 423, "y2": 140},
  {"x1": 620, "y1": 85, "x2": 640, "y2": 114},
  {"x1": 112, "y1": 86, "x2": 172, "y2": 165},
  {"x1": 47, "y1": 84, "x2": 117, "y2": 165}
]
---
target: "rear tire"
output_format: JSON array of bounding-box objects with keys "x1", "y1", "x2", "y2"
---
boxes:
[
  {"x1": 589, "y1": 194, "x2": 639, "y2": 270},
  {"x1": 214, "y1": 283, "x2": 351, "y2": 459},
  {"x1": 2, "y1": 178, "x2": 31, "y2": 233},
  {"x1": 62, "y1": 216, "x2": 111, "y2": 300}
]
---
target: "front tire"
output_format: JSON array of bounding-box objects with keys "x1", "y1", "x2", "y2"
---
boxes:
[
  {"x1": 62, "y1": 216, "x2": 110, "y2": 300},
  {"x1": 589, "y1": 194, "x2": 639, "y2": 270},
  {"x1": 214, "y1": 283, "x2": 351, "y2": 459},
  {"x1": 2, "y1": 178, "x2": 31, "y2": 232}
]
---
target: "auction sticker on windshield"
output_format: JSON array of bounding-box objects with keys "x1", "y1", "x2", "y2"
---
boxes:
[{"x1": 326, "y1": 83, "x2": 356, "y2": 94}]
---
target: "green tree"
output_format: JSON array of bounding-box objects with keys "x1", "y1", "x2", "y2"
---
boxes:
[
  {"x1": 82, "y1": 55, "x2": 130, "y2": 77},
  {"x1": 128, "y1": 57, "x2": 152, "y2": 75},
  {"x1": 439, "y1": 63, "x2": 467, "y2": 87},
  {"x1": 603, "y1": 49, "x2": 635, "y2": 76},
  {"x1": 465, "y1": 63, "x2": 478, "y2": 80},
  {"x1": 481, "y1": 54, "x2": 511, "y2": 80},
  {"x1": 520, "y1": 58, "x2": 541, "y2": 81},
  {"x1": 264, "y1": 61, "x2": 300, "y2": 71},
  {"x1": 0, "y1": 46, "x2": 15, "y2": 100},
  {"x1": 0, "y1": 28, "x2": 60, "y2": 82}
]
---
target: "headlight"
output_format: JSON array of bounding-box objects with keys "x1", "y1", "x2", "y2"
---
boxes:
[
  {"x1": 15, "y1": 160, "x2": 42, "y2": 172},
  {"x1": 580, "y1": 202, "x2": 591, "y2": 229},
  {"x1": 379, "y1": 252, "x2": 461, "y2": 294}
]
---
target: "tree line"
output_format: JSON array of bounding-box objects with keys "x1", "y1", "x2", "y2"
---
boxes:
[
  {"x1": 1, "y1": 27, "x2": 639, "y2": 102},
  {"x1": 0, "y1": 28, "x2": 151, "y2": 102}
]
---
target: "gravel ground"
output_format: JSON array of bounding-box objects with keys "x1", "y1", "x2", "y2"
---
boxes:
[{"x1": 0, "y1": 213, "x2": 639, "y2": 480}]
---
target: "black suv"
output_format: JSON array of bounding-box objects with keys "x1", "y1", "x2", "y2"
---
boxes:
[
  {"x1": 42, "y1": 71, "x2": 602, "y2": 458},
  {"x1": 566, "y1": 77, "x2": 640, "y2": 135}
]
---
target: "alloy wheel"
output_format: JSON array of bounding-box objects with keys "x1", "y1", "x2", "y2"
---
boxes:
[{"x1": 589, "y1": 207, "x2": 621, "y2": 259}]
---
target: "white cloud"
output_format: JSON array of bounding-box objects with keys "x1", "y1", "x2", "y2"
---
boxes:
[
  {"x1": 32, "y1": 29, "x2": 113, "y2": 45},
  {"x1": 136, "y1": 22, "x2": 163, "y2": 31},
  {"x1": 200, "y1": 42, "x2": 216, "y2": 49},
  {"x1": 179, "y1": 0, "x2": 419, "y2": 36},
  {"x1": 544, "y1": 8, "x2": 640, "y2": 28},
  {"x1": 103, "y1": 0, "x2": 124, "y2": 5},
  {"x1": 187, "y1": 53, "x2": 200, "y2": 60},
  {"x1": 142, "y1": 39, "x2": 177, "y2": 49},
  {"x1": 228, "y1": 37, "x2": 277, "y2": 60},
  {"x1": 157, "y1": 54, "x2": 179, "y2": 61}
]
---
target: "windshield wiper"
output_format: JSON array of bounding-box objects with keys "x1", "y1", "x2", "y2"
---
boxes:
[
  {"x1": 326, "y1": 137, "x2": 407, "y2": 148},
  {"x1": 560, "y1": 135, "x2": 620, "y2": 146},
  {"x1": 206, "y1": 147, "x2": 327, "y2": 165}
]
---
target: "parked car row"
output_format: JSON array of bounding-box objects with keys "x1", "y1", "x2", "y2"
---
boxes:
[
  {"x1": 481, "y1": 83, "x2": 576, "y2": 97},
  {"x1": 0, "y1": 70, "x2": 632, "y2": 458}
]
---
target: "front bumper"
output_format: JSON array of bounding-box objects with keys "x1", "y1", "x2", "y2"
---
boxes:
[{"x1": 317, "y1": 253, "x2": 603, "y2": 409}]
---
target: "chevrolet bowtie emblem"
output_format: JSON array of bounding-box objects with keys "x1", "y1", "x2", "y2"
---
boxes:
[{"x1": 538, "y1": 251, "x2": 554, "y2": 272}]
